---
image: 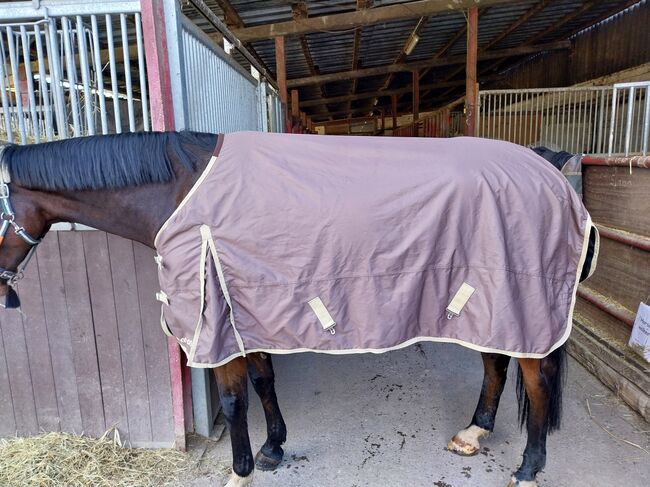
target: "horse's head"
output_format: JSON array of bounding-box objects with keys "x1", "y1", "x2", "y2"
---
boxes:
[{"x1": 0, "y1": 156, "x2": 48, "y2": 309}]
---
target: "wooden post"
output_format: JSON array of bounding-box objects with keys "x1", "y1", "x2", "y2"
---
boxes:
[
  {"x1": 380, "y1": 108, "x2": 385, "y2": 132},
  {"x1": 391, "y1": 94, "x2": 397, "y2": 132},
  {"x1": 412, "y1": 69, "x2": 420, "y2": 121},
  {"x1": 140, "y1": 0, "x2": 188, "y2": 451},
  {"x1": 275, "y1": 36, "x2": 290, "y2": 132},
  {"x1": 465, "y1": 6, "x2": 478, "y2": 136}
]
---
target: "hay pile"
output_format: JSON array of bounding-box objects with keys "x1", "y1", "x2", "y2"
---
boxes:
[{"x1": 0, "y1": 429, "x2": 191, "y2": 487}]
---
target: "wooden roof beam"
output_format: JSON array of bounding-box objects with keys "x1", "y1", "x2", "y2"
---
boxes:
[
  {"x1": 297, "y1": 75, "x2": 502, "y2": 108},
  {"x1": 346, "y1": 0, "x2": 374, "y2": 116},
  {"x1": 286, "y1": 40, "x2": 570, "y2": 87},
  {"x1": 292, "y1": 2, "x2": 328, "y2": 101},
  {"x1": 231, "y1": 0, "x2": 515, "y2": 42}
]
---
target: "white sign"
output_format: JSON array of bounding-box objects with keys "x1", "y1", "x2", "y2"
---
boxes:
[{"x1": 629, "y1": 302, "x2": 650, "y2": 363}]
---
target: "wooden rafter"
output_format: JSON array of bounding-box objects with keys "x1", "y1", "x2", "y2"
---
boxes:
[
  {"x1": 286, "y1": 41, "x2": 569, "y2": 87},
  {"x1": 298, "y1": 76, "x2": 501, "y2": 108},
  {"x1": 347, "y1": 0, "x2": 374, "y2": 116},
  {"x1": 292, "y1": 2, "x2": 328, "y2": 101},
  {"x1": 562, "y1": 0, "x2": 641, "y2": 39},
  {"x1": 197, "y1": 0, "x2": 272, "y2": 76},
  {"x1": 231, "y1": 0, "x2": 514, "y2": 42}
]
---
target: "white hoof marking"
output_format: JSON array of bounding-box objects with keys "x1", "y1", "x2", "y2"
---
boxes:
[
  {"x1": 224, "y1": 470, "x2": 254, "y2": 487},
  {"x1": 507, "y1": 476, "x2": 538, "y2": 487},
  {"x1": 447, "y1": 425, "x2": 490, "y2": 455}
]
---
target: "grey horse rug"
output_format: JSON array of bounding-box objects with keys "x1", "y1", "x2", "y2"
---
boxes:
[{"x1": 154, "y1": 132, "x2": 599, "y2": 367}]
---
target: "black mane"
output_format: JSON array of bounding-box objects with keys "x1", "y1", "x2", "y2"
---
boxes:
[{"x1": 1, "y1": 131, "x2": 217, "y2": 191}]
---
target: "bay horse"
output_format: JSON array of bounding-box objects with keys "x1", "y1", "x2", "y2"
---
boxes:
[{"x1": 0, "y1": 131, "x2": 595, "y2": 487}]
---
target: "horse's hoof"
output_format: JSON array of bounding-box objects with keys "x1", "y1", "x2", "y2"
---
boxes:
[
  {"x1": 255, "y1": 449, "x2": 283, "y2": 471},
  {"x1": 224, "y1": 471, "x2": 254, "y2": 487},
  {"x1": 447, "y1": 425, "x2": 490, "y2": 456},
  {"x1": 506, "y1": 476, "x2": 538, "y2": 487}
]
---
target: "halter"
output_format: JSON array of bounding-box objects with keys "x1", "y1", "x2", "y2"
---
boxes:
[{"x1": 0, "y1": 152, "x2": 42, "y2": 288}]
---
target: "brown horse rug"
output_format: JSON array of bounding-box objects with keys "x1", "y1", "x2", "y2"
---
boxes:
[{"x1": 154, "y1": 132, "x2": 598, "y2": 367}]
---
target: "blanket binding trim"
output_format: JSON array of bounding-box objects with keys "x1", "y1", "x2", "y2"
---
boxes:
[
  {"x1": 154, "y1": 134, "x2": 224, "y2": 248},
  {"x1": 184, "y1": 216, "x2": 597, "y2": 368}
]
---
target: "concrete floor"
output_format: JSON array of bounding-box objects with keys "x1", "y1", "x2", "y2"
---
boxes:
[{"x1": 180, "y1": 343, "x2": 650, "y2": 487}]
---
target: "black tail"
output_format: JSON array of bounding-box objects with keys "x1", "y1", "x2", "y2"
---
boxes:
[{"x1": 516, "y1": 345, "x2": 567, "y2": 433}]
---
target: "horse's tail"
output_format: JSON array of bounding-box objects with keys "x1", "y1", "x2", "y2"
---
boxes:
[{"x1": 516, "y1": 345, "x2": 567, "y2": 433}]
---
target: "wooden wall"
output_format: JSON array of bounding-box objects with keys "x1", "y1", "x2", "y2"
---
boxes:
[
  {"x1": 490, "y1": 1, "x2": 650, "y2": 89},
  {"x1": 570, "y1": 163, "x2": 650, "y2": 421},
  {"x1": 0, "y1": 231, "x2": 175, "y2": 447}
]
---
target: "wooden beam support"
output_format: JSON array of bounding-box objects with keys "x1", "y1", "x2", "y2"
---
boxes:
[
  {"x1": 297, "y1": 75, "x2": 500, "y2": 108},
  {"x1": 563, "y1": 0, "x2": 640, "y2": 39},
  {"x1": 465, "y1": 5, "x2": 478, "y2": 136},
  {"x1": 292, "y1": 2, "x2": 328, "y2": 101},
  {"x1": 483, "y1": 0, "x2": 552, "y2": 51},
  {"x1": 347, "y1": 0, "x2": 374, "y2": 115},
  {"x1": 412, "y1": 70, "x2": 420, "y2": 121},
  {"x1": 286, "y1": 40, "x2": 570, "y2": 87},
  {"x1": 275, "y1": 36, "x2": 289, "y2": 132},
  {"x1": 232, "y1": 0, "x2": 514, "y2": 42},
  {"x1": 382, "y1": 16, "x2": 429, "y2": 90},
  {"x1": 391, "y1": 94, "x2": 398, "y2": 129},
  {"x1": 291, "y1": 89, "x2": 300, "y2": 119}
]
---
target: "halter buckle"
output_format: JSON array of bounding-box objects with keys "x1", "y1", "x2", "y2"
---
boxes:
[{"x1": 0, "y1": 183, "x2": 8, "y2": 199}]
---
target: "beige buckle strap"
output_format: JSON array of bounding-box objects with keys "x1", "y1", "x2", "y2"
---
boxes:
[{"x1": 446, "y1": 282, "x2": 475, "y2": 319}]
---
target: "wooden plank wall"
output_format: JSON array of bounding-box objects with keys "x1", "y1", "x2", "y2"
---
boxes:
[
  {"x1": 490, "y1": 2, "x2": 650, "y2": 89},
  {"x1": 571, "y1": 164, "x2": 650, "y2": 421},
  {"x1": 0, "y1": 231, "x2": 175, "y2": 447}
]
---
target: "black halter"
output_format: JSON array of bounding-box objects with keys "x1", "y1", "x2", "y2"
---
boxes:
[{"x1": 0, "y1": 157, "x2": 42, "y2": 292}]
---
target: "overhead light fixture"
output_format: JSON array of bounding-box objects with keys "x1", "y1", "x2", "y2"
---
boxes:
[{"x1": 404, "y1": 34, "x2": 420, "y2": 56}]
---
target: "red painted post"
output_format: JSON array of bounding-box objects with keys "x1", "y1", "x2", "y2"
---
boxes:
[
  {"x1": 275, "y1": 36, "x2": 290, "y2": 132},
  {"x1": 140, "y1": 0, "x2": 189, "y2": 451},
  {"x1": 391, "y1": 94, "x2": 397, "y2": 134},
  {"x1": 465, "y1": 6, "x2": 478, "y2": 136}
]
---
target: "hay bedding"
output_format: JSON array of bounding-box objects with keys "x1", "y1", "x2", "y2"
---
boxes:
[{"x1": 0, "y1": 429, "x2": 190, "y2": 487}]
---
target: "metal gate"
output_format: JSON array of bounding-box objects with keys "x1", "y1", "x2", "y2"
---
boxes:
[
  {"x1": 0, "y1": 1, "x2": 150, "y2": 143},
  {"x1": 477, "y1": 83, "x2": 650, "y2": 155}
]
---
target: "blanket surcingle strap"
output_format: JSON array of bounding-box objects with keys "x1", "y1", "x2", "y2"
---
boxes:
[{"x1": 154, "y1": 132, "x2": 598, "y2": 367}]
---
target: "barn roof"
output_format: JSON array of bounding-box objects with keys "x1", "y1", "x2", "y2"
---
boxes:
[{"x1": 181, "y1": 0, "x2": 644, "y2": 122}]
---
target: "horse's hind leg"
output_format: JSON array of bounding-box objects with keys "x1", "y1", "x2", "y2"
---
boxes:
[
  {"x1": 246, "y1": 352, "x2": 287, "y2": 470},
  {"x1": 448, "y1": 352, "x2": 510, "y2": 456},
  {"x1": 213, "y1": 358, "x2": 254, "y2": 487},
  {"x1": 509, "y1": 348, "x2": 565, "y2": 487}
]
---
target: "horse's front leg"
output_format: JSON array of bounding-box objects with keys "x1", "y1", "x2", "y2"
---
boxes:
[
  {"x1": 246, "y1": 352, "x2": 287, "y2": 470},
  {"x1": 448, "y1": 352, "x2": 510, "y2": 455},
  {"x1": 213, "y1": 358, "x2": 254, "y2": 487},
  {"x1": 509, "y1": 349, "x2": 564, "y2": 487}
]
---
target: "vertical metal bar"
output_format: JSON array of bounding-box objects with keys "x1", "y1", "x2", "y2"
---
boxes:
[
  {"x1": 76, "y1": 16, "x2": 95, "y2": 135},
  {"x1": 120, "y1": 14, "x2": 136, "y2": 132},
  {"x1": 6, "y1": 27, "x2": 27, "y2": 143},
  {"x1": 106, "y1": 14, "x2": 122, "y2": 133},
  {"x1": 624, "y1": 87, "x2": 635, "y2": 156},
  {"x1": 608, "y1": 87, "x2": 618, "y2": 155},
  {"x1": 0, "y1": 32, "x2": 14, "y2": 143},
  {"x1": 19, "y1": 26, "x2": 40, "y2": 143},
  {"x1": 642, "y1": 85, "x2": 650, "y2": 155},
  {"x1": 33, "y1": 24, "x2": 54, "y2": 141},
  {"x1": 46, "y1": 17, "x2": 68, "y2": 139},
  {"x1": 90, "y1": 15, "x2": 108, "y2": 134},
  {"x1": 61, "y1": 17, "x2": 81, "y2": 136},
  {"x1": 135, "y1": 13, "x2": 150, "y2": 131}
]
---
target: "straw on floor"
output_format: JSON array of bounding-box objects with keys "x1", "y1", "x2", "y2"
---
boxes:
[{"x1": 0, "y1": 428, "x2": 190, "y2": 487}]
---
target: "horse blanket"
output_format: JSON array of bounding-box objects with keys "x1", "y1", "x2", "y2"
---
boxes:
[{"x1": 154, "y1": 132, "x2": 598, "y2": 367}]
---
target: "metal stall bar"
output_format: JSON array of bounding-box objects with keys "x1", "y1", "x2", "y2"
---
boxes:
[
  {"x1": 90, "y1": 15, "x2": 108, "y2": 134},
  {"x1": 33, "y1": 23, "x2": 54, "y2": 141},
  {"x1": 19, "y1": 25, "x2": 40, "y2": 142},
  {"x1": 106, "y1": 15, "x2": 122, "y2": 133},
  {"x1": 120, "y1": 13, "x2": 135, "y2": 132},
  {"x1": 0, "y1": 33, "x2": 13, "y2": 143},
  {"x1": 76, "y1": 15, "x2": 95, "y2": 135},
  {"x1": 6, "y1": 26, "x2": 27, "y2": 143},
  {"x1": 135, "y1": 13, "x2": 150, "y2": 132}
]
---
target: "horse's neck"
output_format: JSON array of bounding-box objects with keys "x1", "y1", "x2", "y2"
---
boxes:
[{"x1": 35, "y1": 162, "x2": 206, "y2": 248}]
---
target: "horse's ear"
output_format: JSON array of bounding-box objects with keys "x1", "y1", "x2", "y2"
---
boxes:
[{"x1": 1, "y1": 287, "x2": 20, "y2": 309}]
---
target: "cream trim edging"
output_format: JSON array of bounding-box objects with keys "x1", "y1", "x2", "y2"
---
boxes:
[
  {"x1": 186, "y1": 216, "x2": 598, "y2": 368},
  {"x1": 186, "y1": 226, "x2": 211, "y2": 364},
  {"x1": 154, "y1": 153, "x2": 219, "y2": 248}
]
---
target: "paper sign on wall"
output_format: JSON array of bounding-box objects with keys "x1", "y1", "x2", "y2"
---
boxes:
[{"x1": 629, "y1": 302, "x2": 650, "y2": 363}]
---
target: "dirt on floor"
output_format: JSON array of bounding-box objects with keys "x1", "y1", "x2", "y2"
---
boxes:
[{"x1": 168, "y1": 343, "x2": 650, "y2": 487}]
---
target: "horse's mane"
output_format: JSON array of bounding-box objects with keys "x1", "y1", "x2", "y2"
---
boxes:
[{"x1": 1, "y1": 131, "x2": 217, "y2": 191}]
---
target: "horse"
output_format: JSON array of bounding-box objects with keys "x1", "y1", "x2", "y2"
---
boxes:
[{"x1": 0, "y1": 131, "x2": 597, "y2": 487}]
